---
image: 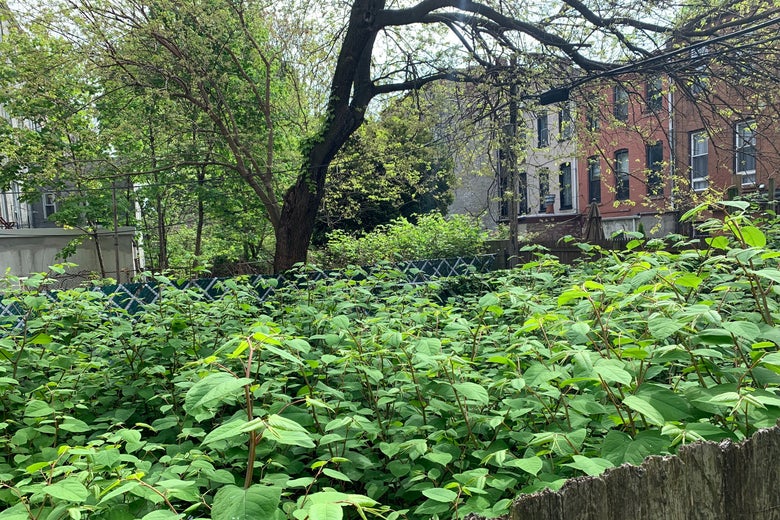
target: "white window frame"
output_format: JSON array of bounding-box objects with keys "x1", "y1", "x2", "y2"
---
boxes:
[
  {"x1": 43, "y1": 192, "x2": 57, "y2": 219},
  {"x1": 735, "y1": 120, "x2": 756, "y2": 186},
  {"x1": 690, "y1": 130, "x2": 709, "y2": 191}
]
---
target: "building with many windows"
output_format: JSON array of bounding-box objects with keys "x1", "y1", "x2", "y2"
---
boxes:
[{"x1": 574, "y1": 76, "x2": 676, "y2": 238}]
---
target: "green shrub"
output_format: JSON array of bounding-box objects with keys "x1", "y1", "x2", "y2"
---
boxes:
[
  {"x1": 321, "y1": 212, "x2": 488, "y2": 267},
  {"x1": 1, "y1": 202, "x2": 779, "y2": 520}
]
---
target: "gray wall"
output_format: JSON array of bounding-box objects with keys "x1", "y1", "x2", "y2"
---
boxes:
[{"x1": 0, "y1": 227, "x2": 140, "y2": 286}]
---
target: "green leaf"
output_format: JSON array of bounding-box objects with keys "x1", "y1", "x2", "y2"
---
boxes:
[
  {"x1": 184, "y1": 373, "x2": 252, "y2": 414},
  {"x1": 30, "y1": 333, "x2": 52, "y2": 344},
  {"x1": 601, "y1": 430, "x2": 669, "y2": 466},
  {"x1": 44, "y1": 477, "x2": 89, "y2": 502},
  {"x1": 308, "y1": 503, "x2": 343, "y2": 520},
  {"x1": 140, "y1": 512, "x2": 182, "y2": 520},
  {"x1": 264, "y1": 415, "x2": 315, "y2": 448},
  {"x1": 740, "y1": 226, "x2": 766, "y2": 247},
  {"x1": 503, "y1": 456, "x2": 543, "y2": 476},
  {"x1": 673, "y1": 273, "x2": 702, "y2": 289},
  {"x1": 59, "y1": 418, "x2": 91, "y2": 433},
  {"x1": 706, "y1": 236, "x2": 729, "y2": 250},
  {"x1": 212, "y1": 485, "x2": 282, "y2": 520},
  {"x1": 724, "y1": 321, "x2": 761, "y2": 341},
  {"x1": 593, "y1": 359, "x2": 632, "y2": 386},
  {"x1": 452, "y1": 382, "x2": 489, "y2": 405},
  {"x1": 635, "y1": 384, "x2": 692, "y2": 421},
  {"x1": 647, "y1": 317, "x2": 684, "y2": 340},
  {"x1": 423, "y1": 451, "x2": 453, "y2": 466},
  {"x1": 98, "y1": 481, "x2": 141, "y2": 505},
  {"x1": 262, "y1": 343, "x2": 304, "y2": 366},
  {"x1": 0, "y1": 503, "x2": 32, "y2": 520},
  {"x1": 422, "y1": 488, "x2": 459, "y2": 503},
  {"x1": 25, "y1": 400, "x2": 55, "y2": 418},
  {"x1": 623, "y1": 395, "x2": 665, "y2": 427},
  {"x1": 565, "y1": 455, "x2": 614, "y2": 476},
  {"x1": 322, "y1": 468, "x2": 351, "y2": 482},
  {"x1": 203, "y1": 419, "x2": 249, "y2": 446},
  {"x1": 753, "y1": 268, "x2": 780, "y2": 284}
]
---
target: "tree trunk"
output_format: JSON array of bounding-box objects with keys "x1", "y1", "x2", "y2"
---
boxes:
[
  {"x1": 272, "y1": 0, "x2": 382, "y2": 272},
  {"x1": 273, "y1": 171, "x2": 323, "y2": 272}
]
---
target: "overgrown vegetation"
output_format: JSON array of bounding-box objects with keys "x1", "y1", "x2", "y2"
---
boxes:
[
  {"x1": 1, "y1": 201, "x2": 779, "y2": 520},
  {"x1": 319, "y1": 213, "x2": 488, "y2": 268}
]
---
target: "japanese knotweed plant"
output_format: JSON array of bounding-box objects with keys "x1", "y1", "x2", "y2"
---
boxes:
[{"x1": 1, "y1": 213, "x2": 779, "y2": 520}]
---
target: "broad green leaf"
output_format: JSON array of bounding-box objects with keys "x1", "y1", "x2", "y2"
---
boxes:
[
  {"x1": 452, "y1": 382, "x2": 489, "y2": 405},
  {"x1": 98, "y1": 481, "x2": 141, "y2": 505},
  {"x1": 673, "y1": 273, "x2": 702, "y2": 289},
  {"x1": 594, "y1": 359, "x2": 632, "y2": 386},
  {"x1": 601, "y1": 430, "x2": 669, "y2": 466},
  {"x1": 753, "y1": 268, "x2": 780, "y2": 284},
  {"x1": 567, "y1": 322, "x2": 591, "y2": 344},
  {"x1": 635, "y1": 384, "x2": 692, "y2": 421},
  {"x1": 212, "y1": 485, "x2": 281, "y2": 520},
  {"x1": 262, "y1": 343, "x2": 303, "y2": 366},
  {"x1": 264, "y1": 415, "x2": 315, "y2": 448},
  {"x1": 0, "y1": 503, "x2": 32, "y2": 520},
  {"x1": 184, "y1": 373, "x2": 253, "y2": 414},
  {"x1": 322, "y1": 468, "x2": 351, "y2": 482},
  {"x1": 424, "y1": 451, "x2": 453, "y2": 466},
  {"x1": 25, "y1": 400, "x2": 55, "y2": 418},
  {"x1": 740, "y1": 226, "x2": 766, "y2": 247},
  {"x1": 719, "y1": 200, "x2": 750, "y2": 211},
  {"x1": 308, "y1": 503, "x2": 343, "y2": 520},
  {"x1": 565, "y1": 455, "x2": 614, "y2": 476},
  {"x1": 44, "y1": 478, "x2": 89, "y2": 502},
  {"x1": 623, "y1": 395, "x2": 665, "y2": 427},
  {"x1": 203, "y1": 419, "x2": 249, "y2": 446},
  {"x1": 706, "y1": 236, "x2": 729, "y2": 250},
  {"x1": 140, "y1": 512, "x2": 182, "y2": 520},
  {"x1": 725, "y1": 321, "x2": 761, "y2": 341},
  {"x1": 422, "y1": 488, "x2": 459, "y2": 503},
  {"x1": 478, "y1": 292, "x2": 500, "y2": 308},
  {"x1": 647, "y1": 317, "x2": 684, "y2": 340},
  {"x1": 30, "y1": 333, "x2": 52, "y2": 344},
  {"x1": 503, "y1": 456, "x2": 543, "y2": 476},
  {"x1": 694, "y1": 329, "x2": 734, "y2": 346},
  {"x1": 59, "y1": 418, "x2": 91, "y2": 433}
]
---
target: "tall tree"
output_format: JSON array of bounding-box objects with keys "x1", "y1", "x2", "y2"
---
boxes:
[{"x1": 12, "y1": 0, "x2": 780, "y2": 271}]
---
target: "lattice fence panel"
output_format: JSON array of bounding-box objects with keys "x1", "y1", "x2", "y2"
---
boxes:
[{"x1": 0, "y1": 255, "x2": 495, "y2": 329}]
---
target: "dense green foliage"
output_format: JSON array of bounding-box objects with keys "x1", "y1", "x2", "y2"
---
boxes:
[
  {"x1": 315, "y1": 94, "x2": 455, "y2": 242},
  {"x1": 320, "y1": 213, "x2": 488, "y2": 268},
  {"x1": 1, "y1": 201, "x2": 780, "y2": 520}
]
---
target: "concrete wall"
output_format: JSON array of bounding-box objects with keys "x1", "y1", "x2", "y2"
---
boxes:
[{"x1": 0, "y1": 227, "x2": 140, "y2": 286}]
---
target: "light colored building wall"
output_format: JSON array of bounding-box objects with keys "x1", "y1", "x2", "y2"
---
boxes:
[{"x1": 0, "y1": 227, "x2": 140, "y2": 286}]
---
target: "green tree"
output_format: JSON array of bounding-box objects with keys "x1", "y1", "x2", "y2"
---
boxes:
[
  {"x1": 0, "y1": 11, "x2": 131, "y2": 277},
  {"x1": 9, "y1": 0, "x2": 780, "y2": 272},
  {"x1": 316, "y1": 92, "x2": 454, "y2": 242}
]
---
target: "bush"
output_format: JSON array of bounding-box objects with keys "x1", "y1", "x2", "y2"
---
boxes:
[{"x1": 321, "y1": 212, "x2": 488, "y2": 267}]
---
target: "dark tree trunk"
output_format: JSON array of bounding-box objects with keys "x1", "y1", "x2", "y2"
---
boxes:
[
  {"x1": 272, "y1": 0, "x2": 382, "y2": 272},
  {"x1": 273, "y1": 169, "x2": 325, "y2": 272}
]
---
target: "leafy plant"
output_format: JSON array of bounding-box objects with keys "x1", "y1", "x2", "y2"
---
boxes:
[
  {"x1": 1, "y1": 203, "x2": 779, "y2": 519},
  {"x1": 320, "y1": 213, "x2": 488, "y2": 268}
]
